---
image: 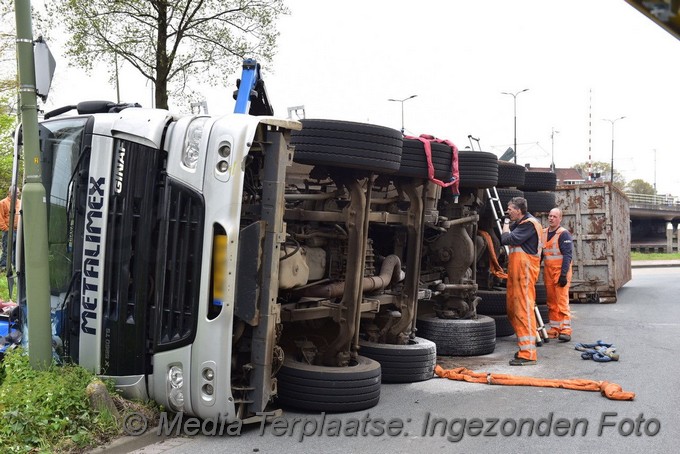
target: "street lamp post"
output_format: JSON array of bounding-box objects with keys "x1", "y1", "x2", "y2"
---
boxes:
[
  {"x1": 653, "y1": 148, "x2": 657, "y2": 192},
  {"x1": 501, "y1": 88, "x2": 529, "y2": 164},
  {"x1": 388, "y1": 94, "x2": 417, "y2": 134},
  {"x1": 602, "y1": 116, "x2": 626, "y2": 183},
  {"x1": 550, "y1": 127, "x2": 559, "y2": 172}
]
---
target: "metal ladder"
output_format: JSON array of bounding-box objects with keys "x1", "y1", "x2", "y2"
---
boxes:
[{"x1": 486, "y1": 186, "x2": 507, "y2": 243}]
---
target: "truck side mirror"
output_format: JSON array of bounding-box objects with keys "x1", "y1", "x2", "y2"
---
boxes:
[{"x1": 34, "y1": 38, "x2": 56, "y2": 102}]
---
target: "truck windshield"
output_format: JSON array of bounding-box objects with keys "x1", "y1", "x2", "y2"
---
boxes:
[{"x1": 38, "y1": 117, "x2": 89, "y2": 295}]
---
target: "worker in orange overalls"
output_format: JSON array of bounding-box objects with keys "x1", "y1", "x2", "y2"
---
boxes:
[
  {"x1": 501, "y1": 197, "x2": 542, "y2": 366},
  {"x1": 0, "y1": 187, "x2": 20, "y2": 270},
  {"x1": 542, "y1": 207, "x2": 573, "y2": 342}
]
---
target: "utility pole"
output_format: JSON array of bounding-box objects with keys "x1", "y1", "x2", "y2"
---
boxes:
[
  {"x1": 114, "y1": 53, "x2": 120, "y2": 103},
  {"x1": 14, "y1": 0, "x2": 52, "y2": 369}
]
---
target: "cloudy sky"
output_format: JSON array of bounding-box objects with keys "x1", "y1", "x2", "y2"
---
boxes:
[{"x1": 42, "y1": 0, "x2": 680, "y2": 194}]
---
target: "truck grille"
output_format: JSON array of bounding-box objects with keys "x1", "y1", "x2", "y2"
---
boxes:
[
  {"x1": 154, "y1": 180, "x2": 204, "y2": 350},
  {"x1": 103, "y1": 140, "x2": 165, "y2": 375},
  {"x1": 101, "y1": 140, "x2": 205, "y2": 372}
]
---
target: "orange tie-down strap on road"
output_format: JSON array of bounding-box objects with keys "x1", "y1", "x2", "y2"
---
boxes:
[{"x1": 434, "y1": 365, "x2": 635, "y2": 401}]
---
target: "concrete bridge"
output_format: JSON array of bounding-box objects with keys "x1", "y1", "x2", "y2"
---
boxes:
[{"x1": 628, "y1": 193, "x2": 680, "y2": 252}]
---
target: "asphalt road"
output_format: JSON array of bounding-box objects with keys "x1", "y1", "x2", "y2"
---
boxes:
[{"x1": 102, "y1": 266, "x2": 680, "y2": 454}]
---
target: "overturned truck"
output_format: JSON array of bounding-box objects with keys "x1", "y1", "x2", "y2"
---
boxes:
[{"x1": 16, "y1": 91, "x2": 543, "y2": 421}]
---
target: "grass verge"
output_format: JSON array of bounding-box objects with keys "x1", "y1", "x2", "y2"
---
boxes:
[
  {"x1": 0, "y1": 273, "x2": 13, "y2": 302},
  {"x1": 0, "y1": 348, "x2": 159, "y2": 453},
  {"x1": 630, "y1": 252, "x2": 680, "y2": 261}
]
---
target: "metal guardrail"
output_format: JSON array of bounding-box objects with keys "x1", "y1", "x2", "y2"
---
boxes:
[{"x1": 627, "y1": 193, "x2": 680, "y2": 209}]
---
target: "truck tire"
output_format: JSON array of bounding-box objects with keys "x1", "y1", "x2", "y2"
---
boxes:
[
  {"x1": 359, "y1": 337, "x2": 436, "y2": 383},
  {"x1": 520, "y1": 171, "x2": 557, "y2": 191},
  {"x1": 416, "y1": 314, "x2": 496, "y2": 356},
  {"x1": 497, "y1": 161, "x2": 526, "y2": 188},
  {"x1": 475, "y1": 289, "x2": 507, "y2": 315},
  {"x1": 523, "y1": 191, "x2": 556, "y2": 214},
  {"x1": 395, "y1": 139, "x2": 453, "y2": 181},
  {"x1": 489, "y1": 314, "x2": 515, "y2": 337},
  {"x1": 276, "y1": 355, "x2": 381, "y2": 412},
  {"x1": 291, "y1": 119, "x2": 403, "y2": 173},
  {"x1": 496, "y1": 188, "x2": 524, "y2": 206},
  {"x1": 458, "y1": 151, "x2": 499, "y2": 189}
]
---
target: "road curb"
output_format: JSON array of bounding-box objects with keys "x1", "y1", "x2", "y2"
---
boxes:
[
  {"x1": 88, "y1": 430, "x2": 181, "y2": 454},
  {"x1": 631, "y1": 260, "x2": 680, "y2": 268}
]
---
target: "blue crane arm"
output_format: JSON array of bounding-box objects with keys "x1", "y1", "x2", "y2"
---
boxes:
[{"x1": 233, "y1": 58, "x2": 274, "y2": 116}]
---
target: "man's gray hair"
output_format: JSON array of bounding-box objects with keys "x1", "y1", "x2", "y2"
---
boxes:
[{"x1": 509, "y1": 196, "x2": 528, "y2": 214}]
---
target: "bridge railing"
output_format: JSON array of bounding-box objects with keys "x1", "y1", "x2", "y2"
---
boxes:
[{"x1": 627, "y1": 192, "x2": 680, "y2": 208}]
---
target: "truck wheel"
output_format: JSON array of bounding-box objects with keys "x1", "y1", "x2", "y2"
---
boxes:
[
  {"x1": 520, "y1": 171, "x2": 557, "y2": 191},
  {"x1": 416, "y1": 314, "x2": 496, "y2": 356},
  {"x1": 359, "y1": 337, "x2": 436, "y2": 383},
  {"x1": 523, "y1": 191, "x2": 556, "y2": 213},
  {"x1": 489, "y1": 314, "x2": 515, "y2": 337},
  {"x1": 475, "y1": 289, "x2": 507, "y2": 315},
  {"x1": 395, "y1": 139, "x2": 453, "y2": 181},
  {"x1": 291, "y1": 119, "x2": 403, "y2": 173},
  {"x1": 276, "y1": 355, "x2": 381, "y2": 412},
  {"x1": 458, "y1": 151, "x2": 499, "y2": 189},
  {"x1": 497, "y1": 161, "x2": 526, "y2": 188}
]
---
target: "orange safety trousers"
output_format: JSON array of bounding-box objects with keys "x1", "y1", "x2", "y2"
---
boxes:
[
  {"x1": 543, "y1": 227, "x2": 572, "y2": 337},
  {"x1": 507, "y1": 248, "x2": 540, "y2": 361}
]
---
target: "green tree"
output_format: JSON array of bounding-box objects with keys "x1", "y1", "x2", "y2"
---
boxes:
[
  {"x1": 572, "y1": 160, "x2": 626, "y2": 190},
  {"x1": 45, "y1": 0, "x2": 288, "y2": 109},
  {"x1": 625, "y1": 178, "x2": 656, "y2": 195},
  {"x1": 0, "y1": 2, "x2": 18, "y2": 193},
  {"x1": 0, "y1": 98, "x2": 17, "y2": 192}
]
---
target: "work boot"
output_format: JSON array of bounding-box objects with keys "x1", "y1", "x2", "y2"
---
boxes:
[
  {"x1": 509, "y1": 358, "x2": 536, "y2": 366},
  {"x1": 558, "y1": 333, "x2": 571, "y2": 342}
]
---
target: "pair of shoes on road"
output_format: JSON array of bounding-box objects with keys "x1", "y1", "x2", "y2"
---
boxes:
[
  {"x1": 509, "y1": 357, "x2": 536, "y2": 366},
  {"x1": 558, "y1": 333, "x2": 571, "y2": 342}
]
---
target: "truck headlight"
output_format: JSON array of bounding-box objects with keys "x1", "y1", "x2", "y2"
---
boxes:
[
  {"x1": 167, "y1": 365, "x2": 185, "y2": 411},
  {"x1": 168, "y1": 365, "x2": 184, "y2": 388},
  {"x1": 181, "y1": 117, "x2": 208, "y2": 170},
  {"x1": 169, "y1": 388, "x2": 185, "y2": 409}
]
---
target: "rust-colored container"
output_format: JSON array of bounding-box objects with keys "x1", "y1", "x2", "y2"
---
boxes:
[{"x1": 538, "y1": 182, "x2": 631, "y2": 303}]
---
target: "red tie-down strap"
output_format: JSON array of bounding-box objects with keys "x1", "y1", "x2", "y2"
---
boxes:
[{"x1": 404, "y1": 134, "x2": 460, "y2": 195}]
